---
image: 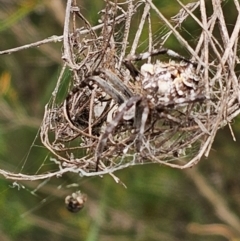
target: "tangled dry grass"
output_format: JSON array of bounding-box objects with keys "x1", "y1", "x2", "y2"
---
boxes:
[
  {"x1": 38, "y1": 0, "x2": 240, "y2": 181},
  {"x1": 0, "y1": 0, "x2": 239, "y2": 182},
  {"x1": 4, "y1": 0, "x2": 240, "y2": 187}
]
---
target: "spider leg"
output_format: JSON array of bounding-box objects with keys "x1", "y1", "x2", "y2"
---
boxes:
[
  {"x1": 98, "y1": 69, "x2": 133, "y2": 98},
  {"x1": 155, "y1": 93, "x2": 206, "y2": 109},
  {"x1": 95, "y1": 96, "x2": 141, "y2": 170},
  {"x1": 87, "y1": 76, "x2": 126, "y2": 104},
  {"x1": 126, "y1": 47, "x2": 197, "y2": 65},
  {"x1": 123, "y1": 47, "x2": 197, "y2": 79},
  {"x1": 134, "y1": 98, "x2": 150, "y2": 151}
]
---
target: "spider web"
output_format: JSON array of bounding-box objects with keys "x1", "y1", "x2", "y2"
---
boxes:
[
  {"x1": 0, "y1": 0, "x2": 240, "y2": 185},
  {"x1": 39, "y1": 0, "x2": 240, "y2": 181},
  {"x1": 0, "y1": 1, "x2": 238, "y2": 238},
  {"x1": 1, "y1": 1, "x2": 239, "y2": 239}
]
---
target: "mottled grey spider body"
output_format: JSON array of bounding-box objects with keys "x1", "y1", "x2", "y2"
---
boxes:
[
  {"x1": 94, "y1": 48, "x2": 205, "y2": 169},
  {"x1": 140, "y1": 60, "x2": 203, "y2": 106}
]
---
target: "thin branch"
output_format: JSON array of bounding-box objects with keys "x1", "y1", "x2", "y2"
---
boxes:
[{"x1": 0, "y1": 14, "x2": 126, "y2": 56}]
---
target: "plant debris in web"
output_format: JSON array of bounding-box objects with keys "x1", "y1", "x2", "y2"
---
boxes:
[{"x1": 40, "y1": 0, "x2": 240, "y2": 180}]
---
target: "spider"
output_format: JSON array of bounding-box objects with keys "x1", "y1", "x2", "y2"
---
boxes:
[
  {"x1": 60, "y1": 48, "x2": 205, "y2": 170},
  {"x1": 65, "y1": 191, "x2": 87, "y2": 213},
  {"x1": 88, "y1": 47, "x2": 206, "y2": 169}
]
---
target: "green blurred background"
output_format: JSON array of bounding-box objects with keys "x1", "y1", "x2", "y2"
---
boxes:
[{"x1": 0, "y1": 0, "x2": 240, "y2": 240}]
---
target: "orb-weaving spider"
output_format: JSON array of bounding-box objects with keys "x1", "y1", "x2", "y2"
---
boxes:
[
  {"x1": 91, "y1": 47, "x2": 205, "y2": 169},
  {"x1": 65, "y1": 191, "x2": 87, "y2": 213}
]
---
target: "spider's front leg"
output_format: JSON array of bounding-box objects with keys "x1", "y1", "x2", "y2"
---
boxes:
[
  {"x1": 134, "y1": 98, "x2": 150, "y2": 151},
  {"x1": 95, "y1": 96, "x2": 142, "y2": 171}
]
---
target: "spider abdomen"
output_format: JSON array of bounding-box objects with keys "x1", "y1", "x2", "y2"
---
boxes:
[{"x1": 140, "y1": 60, "x2": 204, "y2": 106}]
